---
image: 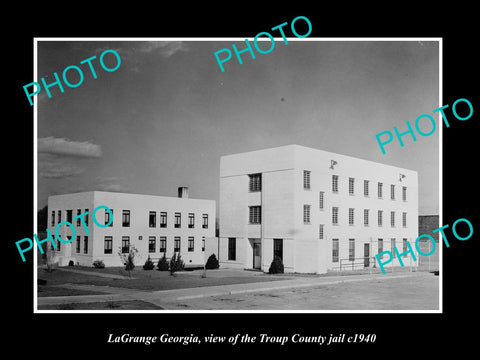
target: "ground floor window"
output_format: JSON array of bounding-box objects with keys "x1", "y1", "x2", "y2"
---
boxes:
[
  {"x1": 188, "y1": 237, "x2": 194, "y2": 252},
  {"x1": 149, "y1": 236, "x2": 156, "y2": 253},
  {"x1": 228, "y1": 237, "x2": 236, "y2": 260},
  {"x1": 104, "y1": 236, "x2": 113, "y2": 254},
  {"x1": 122, "y1": 236, "x2": 130, "y2": 253},
  {"x1": 83, "y1": 236, "x2": 88, "y2": 254},
  {"x1": 174, "y1": 237, "x2": 181, "y2": 253},
  {"x1": 160, "y1": 237, "x2": 166, "y2": 252},
  {"x1": 332, "y1": 239, "x2": 339, "y2": 262},
  {"x1": 349, "y1": 238, "x2": 355, "y2": 261}
]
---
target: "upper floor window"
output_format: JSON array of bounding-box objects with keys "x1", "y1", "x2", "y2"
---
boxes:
[
  {"x1": 332, "y1": 175, "x2": 339, "y2": 193},
  {"x1": 391, "y1": 184, "x2": 395, "y2": 200},
  {"x1": 122, "y1": 210, "x2": 130, "y2": 227},
  {"x1": 149, "y1": 211, "x2": 156, "y2": 227},
  {"x1": 364, "y1": 180, "x2": 369, "y2": 197},
  {"x1": 332, "y1": 206, "x2": 339, "y2": 225},
  {"x1": 319, "y1": 191, "x2": 324, "y2": 210},
  {"x1": 378, "y1": 182, "x2": 383, "y2": 199},
  {"x1": 202, "y1": 214, "x2": 209, "y2": 229},
  {"x1": 303, "y1": 204, "x2": 311, "y2": 224},
  {"x1": 349, "y1": 177, "x2": 355, "y2": 195},
  {"x1": 249, "y1": 206, "x2": 261, "y2": 224},
  {"x1": 249, "y1": 173, "x2": 262, "y2": 192},
  {"x1": 175, "y1": 212, "x2": 181, "y2": 228},
  {"x1": 188, "y1": 213, "x2": 195, "y2": 228},
  {"x1": 303, "y1": 170, "x2": 311, "y2": 190},
  {"x1": 160, "y1": 212, "x2": 167, "y2": 228},
  {"x1": 402, "y1": 186, "x2": 407, "y2": 201}
]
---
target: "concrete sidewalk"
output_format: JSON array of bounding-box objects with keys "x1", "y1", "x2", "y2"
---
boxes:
[{"x1": 37, "y1": 271, "x2": 428, "y2": 309}]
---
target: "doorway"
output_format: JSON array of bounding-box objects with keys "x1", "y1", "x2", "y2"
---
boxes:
[
  {"x1": 253, "y1": 241, "x2": 261, "y2": 270},
  {"x1": 364, "y1": 243, "x2": 370, "y2": 267}
]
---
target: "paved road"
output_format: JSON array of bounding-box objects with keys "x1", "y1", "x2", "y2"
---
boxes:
[{"x1": 37, "y1": 271, "x2": 438, "y2": 311}]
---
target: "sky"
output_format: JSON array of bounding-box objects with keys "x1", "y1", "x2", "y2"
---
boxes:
[{"x1": 36, "y1": 39, "x2": 440, "y2": 215}]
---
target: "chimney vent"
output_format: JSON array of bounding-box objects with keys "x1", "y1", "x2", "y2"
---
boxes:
[{"x1": 178, "y1": 187, "x2": 189, "y2": 198}]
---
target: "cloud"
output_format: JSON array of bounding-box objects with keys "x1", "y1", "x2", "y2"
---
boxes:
[
  {"x1": 137, "y1": 41, "x2": 188, "y2": 57},
  {"x1": 38, "y1": 137, "x2": 102, "y2": 158},
  {"x1": 95, "y1": 176, "x2": 128, "y2": 192},
  {"x1": 38, "y1": 153, "x2": 86, "y2": 179}
]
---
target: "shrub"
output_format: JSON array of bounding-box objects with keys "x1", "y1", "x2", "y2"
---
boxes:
[
  {"x1": 169, "y1": 253, "x2": 185, "y2": 275},
  {"x1": 93, "y1": 259, "x2": 105, "y2": 269},
  {"x1": 143, "y1": 256, "x2": 155, "y2": 270},
  {"x1": 157, "y1": 253, "x2": 169, "y2": 271},
  {"x1": 68, "y1": 260, "x2": 75, "y2": 267},
  {"x1": 205, "y1": 253, "x2": 219, "y2": 270},
  {"x1": 268, "y1": 256, "x2": 284, "y2": 274}
]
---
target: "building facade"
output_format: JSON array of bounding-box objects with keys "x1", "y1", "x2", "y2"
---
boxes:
[
  {"x1": 47, "y1": 188, "x2": 216, "y2": 267},
  {"x1": 219, "y1": 145, "x2": 419, "y2": 274}
]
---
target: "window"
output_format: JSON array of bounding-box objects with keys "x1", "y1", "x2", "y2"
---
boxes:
[
  {"x1": 76, "y1": 236, "x2": 81, "y2": 253},
  {"x1": 364, "y1": 209, "x2": 369, "y2": 226},
  {"x1": 303, "y1": 205, "x2": 311, "y2": 224},
  {"x1": 364, "y1": 180, "x2": 369, "y2": 197},
  {"x1": 105, "y1": 209, "x2": 113, "y2": 227},
  {"x1": 378, "y1": 182, "x2": 383, "y2": 198},
  {"x1": 149, "y1": 211, "x2": 156, "y2": 227},
  {"x1": 249, "y1": 173, "x2": 262, "y2": 192},
  {"x1": 402, "y1": 186, "x2": 407, "y2": 201},
  {"x1": 56, "y1": 236, "x2": 60, "y2": 251},
  {"x1": 378, "y1": 239, "x2": 383, "y2": 254},
  {"x1": 160, "y1": 212, "x2": 167, "y2": 228},
  {"x1": 303, "y1": 170, "x2": 311, "y2": 189},
  {"x1": 402, "y1": 238, "x2": 408, "y2": 257},
  {"x1": 332, "y1": 239, "x2": 339, "y2": 262},
  {"x1": 391, "y1": 184, "x2": 395, "y2": 200},
  {"x1": 378, "y1": 210, "x2": 383, "y2": 227},
  {"x1": 188, "y1": 237, "x2": 194, "y2": 252},
  {"x1": 121, "y1": 236, "x2": 130, "y2": 254},
  {"x1": 174, "y1": 237, "x2": 181, "y2": 253},
  {"x1": 57, "y1": 210, "x2": 62, "y2": 224},
  {"x1": 390, "y1": 211, "x2": 395, "y2": 227},
  {"x1": 146, "y1": 236, "x2": 154, "y2": 253},
  {"x1": 228, "y1": 238, "x2": 236, "y2": 260},
  {"x1": 51, "y1": 211, "x2": 55, "y2": 226},
  {"x1": 319, "y1": 224, "x2": 324, "y2": 240},
  {"x1": 67, "y1": 210, "x2": 73, "y2": 223},
  {"x1": 402, "y1": 212, "x2": 407, "y2": 227},
  {"x1": 174, "y1": 212, "x2": 181, "y2": 228},
  {"x1": 319, "y1": 191, "x2": 324, "y2": 210},
  {"x1": 348, "y1": 208, "x2": 354, "y2": 225},
  {"x1": 104, "y1": 236, "x2": 113, "y2": 254},
  {"x1": 332, "y1": 175, "x2": 338, "y2": 193},
  {"x1": 83, "y1": 236, "x2": 88, "y2": 254},
  {"x1": 273, "y1": 239, "x2": 283, "y2": 260},
  {"x1": 202, "y1": 214, "x2": 209, "y2": 229},
  {"x1": 122, "y1": 210, "x2": 130, "y2": 227},
  {"x1": 76, "y1": 209, "x2": 81, "y2": 226},
  {"x1": 202, "y1": 237, "x2": 205, "y2": 252},
  {"x1": 188, "y1": 213, "x2": 195, "y2": 228},
  {"x1": 391, "y1": 238, "x2": 396, "y2": 258},
  {"x1": 160, "y1": 237, "x2": 166, "y2": 252},
  {"x1": 349, "y1": 177, "x2": 355, "y2": 195},
  {"x1": 249, "y1": 206, "x2": 261, "y2": 224},
  {"x1": 349, "y1": 239, "x2": 355, "y2": 261},
  {"x1": 332, "y1": 207, "x2": 339, "y2": 225}
]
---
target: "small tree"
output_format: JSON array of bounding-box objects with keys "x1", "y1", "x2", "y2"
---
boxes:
[
  {"x1": 205, "y1": 254, "x2": 219, "y2": 270},
  {"x1": 143, "y1": 256, "x2": 155, "y2": 270},
  {"x1": 44, "y1": 243, "x2": 57, "y2": 273},
  {"x1": 118, "y1": 245, "x2": 138, "y2": 277},
  {"x1": 93, "y1": 259, "x2": 105, "y2": 268},
  {"x1": 157, "y1": 253, "x2": 169, "y2": 271},
  {"x1": 268, "y1": 256, "x2": 284, "y2": 274},
  {"x1": 169, "y1": 253, "x2": 185, "y2": 276}
]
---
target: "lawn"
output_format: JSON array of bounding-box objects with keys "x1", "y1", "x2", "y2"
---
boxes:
[
  {"x1": 38, "y1": 300, "x2": 164, "y2": 310},
  {"x1": 37, "y1": 266, "x2": 289, "y2": 297}
]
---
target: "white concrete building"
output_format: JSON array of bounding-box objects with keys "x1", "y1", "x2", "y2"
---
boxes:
[
  {"x1": 219, "y1": 145, "x2": 418, "y2": 274},
  {"x1": 47, "y1": 188, "x2": 215, "y2": 267}
]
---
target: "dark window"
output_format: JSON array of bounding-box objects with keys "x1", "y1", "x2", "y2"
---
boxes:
[
  {"x1": 303, "y1": 170, "x2": 311, "y2": 189},
  {"x1": 66, "y1": 210, "x2": 73, "y2": 223},
  {"x1": 349, "y1": 239, "x2": 355, "y2": 261},
  {"x1": 149, "y1": 236, "x2": 156, "y2": 253},
  {"x1": 202, "y1": 214, "x2": 208, "y2": 229},
  {"x1": 303, "y1": 204, "x2": 311, "y2": 224},
  {"x1": 402, "y1": 186, "x2": 407, "y2": 201},
  {"x1": 249, "y1": 173, "x2": 262, "y2": 192},
  {"x1": 391, "y1": 184, "x2": 395, "y2": 200},
  {"x1": 332, "y1": 175, "x2": 339, "y2": 193},
  {"x1": 105, "y1": 209, "x2": 113, "y2": 227},
  {"x1": 319, "y1": 191, "x2": 324, "y2": 210},
  {"x1": 349, "y1": 178, "x2": 355, "y2": 195},
  {"x1": 175, "y1": 213, "x2": 181, "y2": 228},
  {"x1": 104, "y1": 236, "x2": 113, "y2": 254},
  {"x1": 188, "y1": 213, "x2": 195, "y2": 228},
  {"x1": 149, "y1": 211, "x2": 156, "y2": 227},
  {"x1": 378, "y1": 182, "x2": 383, "y2": 198},
  {"x1": 76, "y1": 236, "x2": 81, "y2": 253},
  {"x1": 160, "y1": 212, "x2": 167, "y2": 228},
  {"x1": 83, "y1": 236, "x2": 88, "y2": 254},
  {"x1": 228, "y1": 237, "x2": 236, "y2": 261},
  {"x1": 332, "y1": 239, "x2": 339, "y2": 262},
  {"x1": 273, "y1": 239, "x2": 283, "y2": 260},
  {"x1": 188, "y1": 237, "x2": 194, "y2": 252},
  {"x1": 174, "y1": 237, "x2": 181, "y2": 253},
  {"x1": 249, "y1": 206, "x2": 261, "y2": 224},
  {"x1": 122, "y1": 210, "x2": 130, "y2": 227},
  {"x1": 121, "y1": 236, "x2": 130, "y2": 254},
  {"x1": 51, "y1": 211, "x2": 55, "y2": 226},
  {"x1": 57, "y1": 210, "x2": 62, "y2": 224},
  {"x1": 160, "y1": 237, "x2": 166, "y2": 252},
  {"x1": 76, "y1": 209, "x2": 81, "y2": 226},
  {"x1": 202, "y1": 237, "x2": 205, "y2": 252}
]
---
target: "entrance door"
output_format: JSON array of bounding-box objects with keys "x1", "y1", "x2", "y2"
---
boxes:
[
  {"x1": 253, "y1": 242, "x2": 261, "y2": 269},
  {"x1": 364, "y1": 243, "x2": 370, "y2": 267}
]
